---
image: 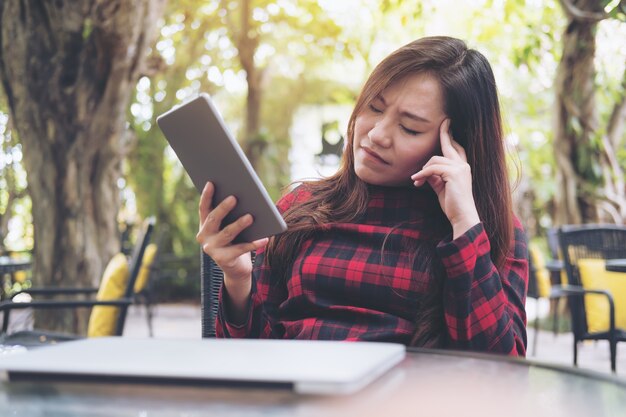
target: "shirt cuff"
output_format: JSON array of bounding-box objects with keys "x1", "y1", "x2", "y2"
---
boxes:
[
  {"x1": 219, "y1": 284, "x2": 254, "y2": 337},
  {"x1": 436, "y1": 222, "x2": 490, "y2": 278}
]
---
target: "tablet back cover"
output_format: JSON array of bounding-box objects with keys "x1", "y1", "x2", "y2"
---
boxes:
[{"x1": 157, "y1": 94, "x2": 286, "y2": 242}]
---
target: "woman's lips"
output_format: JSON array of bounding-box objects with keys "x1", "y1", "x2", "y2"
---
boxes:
[{"x1": 361, "y1": 146, "x2": 390, "y2": 165}]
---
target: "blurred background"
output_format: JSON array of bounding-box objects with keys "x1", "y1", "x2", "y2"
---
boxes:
[{"x1": 0, "y1": 0, "x2": 625, "y2": 335}]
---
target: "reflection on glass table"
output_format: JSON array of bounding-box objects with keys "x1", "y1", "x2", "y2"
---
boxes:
[{"x1": 0, "y1": 348, "x2": 624, "y2": 417}]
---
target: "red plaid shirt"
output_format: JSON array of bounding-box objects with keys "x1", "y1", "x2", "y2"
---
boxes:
[{"x1": 217, "y1": 185, "x2": 528, "y2": 356}]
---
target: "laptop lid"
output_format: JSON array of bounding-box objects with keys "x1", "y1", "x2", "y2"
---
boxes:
[{"x1": 0, "y1": 338, "x2": 405, "y2": 395}]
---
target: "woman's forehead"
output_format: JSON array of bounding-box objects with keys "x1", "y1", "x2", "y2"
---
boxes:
[
  {"x1": 381, "y1": 73, "x2": 441, "y2": 96},
  {"x1": 377, "y1": 74, "x2": 446, "y2": 118}
]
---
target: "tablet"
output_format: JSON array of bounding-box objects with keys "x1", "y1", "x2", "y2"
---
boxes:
[{"x1": 156, "y1": 93, "x2": 287, "y2": 243}]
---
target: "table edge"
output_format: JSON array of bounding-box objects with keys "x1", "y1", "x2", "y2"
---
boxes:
[{"x1": 406, "y1": 347, "x2": 626, "y2": 387}]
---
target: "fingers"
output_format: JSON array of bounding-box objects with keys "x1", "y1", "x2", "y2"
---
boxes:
[
  {"x1": 439, "y1": 119, "x2": 456, "y2": 159},
  {"x1": 197, "y1": 189, "x2": 247, "y2": 247},
  {"x1": 439, "y1": 119, "x2": 467, "y2": 162},
  {"x1": 411, "y1": 162, "x2": 470, "y2": 188},
  {"x1": 426, "y1": 174, "x2": 445, "y2": 194},
  {"x1": 411, "y1": 120, "x2": 468, "y2": 187},
  {"x1": 203, "y1": 237, "x2": 268, "y2": 265},
  {"x1": 413, "y1": 163, "x2": 470, "y2": 180},
  {"x1": 200, "y1": 194, "x2": 237, "y2": 235},
  {"x1": 198, "y1": 208, "x2": 264, "y2": 253},
  {"x1": 199, "y1": 182, "x2": 214, "y2": 227},
  {"x1": 451, "y1": 139, "x2": 467, "y2": 161},
  {"x1": 216, "y1": 213, "x2": 254, "y2": 246}
]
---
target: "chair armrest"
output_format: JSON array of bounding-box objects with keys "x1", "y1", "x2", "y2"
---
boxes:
[
  {"x1": 545, "y1": 259, "x2": 563, "y2": 272},
  {"x1": 548, "y1": 284, "x2": 566, "y2": 298},
  {"x1": 557, "y1": 285, "x2": 614, "y2": 300},
  {"x1": 0, "y1": 298, "x2": 133, "y2": 333},
  {"x1": 0, "y1": 299, "x2": 132, "y2": 311},
  {"x1": 11, "y1": 287, "x2": 99, "y2": 298},
  {"x1": 556, "y1": 285, "x2": 616, "y2": 334}
]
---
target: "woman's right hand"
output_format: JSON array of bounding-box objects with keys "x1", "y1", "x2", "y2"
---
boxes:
[{"x1": 196, "y1": 182, "x2": 268, "y2": 283}]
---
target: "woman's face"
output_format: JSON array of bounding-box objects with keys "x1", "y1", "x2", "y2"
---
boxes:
[{"x1": 353, "y1": 73, "x2": 447, "y2": 187}]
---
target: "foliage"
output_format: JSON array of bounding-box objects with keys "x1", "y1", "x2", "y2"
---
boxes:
[
  {"x1": 125, "y1": 0, "x2": 351, "y2": 294},
  {"x1": 0, "y1": 90, "x2": 32, "y2": 254},
  {"x1": 1, "y1": 0, "x2": 625, "y2": 300}
]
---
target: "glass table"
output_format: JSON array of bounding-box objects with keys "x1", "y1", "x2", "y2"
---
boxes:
[{"x1": 0, "y1": 348, "x2": 624, "y2": 416}]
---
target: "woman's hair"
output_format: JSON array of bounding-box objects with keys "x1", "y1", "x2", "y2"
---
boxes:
[{"x1": 265, "y1": 36, "x2": 513, "y2": 346}]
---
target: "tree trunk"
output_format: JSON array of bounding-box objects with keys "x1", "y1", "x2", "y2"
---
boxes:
[
  {"x1": 553, "y1": 0, "x2": 605, "y2": 225},
  {"x1": 0, "y1": 0, "x2": 165, "y2": 333},
  {"x1": 597, "y1": 62, "x2": 626, "y2": 223},
  {"x1": 236, "y1": 0, "x2": 265, "y2": 171}
]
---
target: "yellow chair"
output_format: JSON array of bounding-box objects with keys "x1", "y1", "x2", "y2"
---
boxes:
[
  {"x1": 86, "y1": 253, "x2": 130, "y2": 337},
  {"x1": 528, "y1": 243, "x2": 568, "y2": 356},
  {"x1": 87, "y1": 243, "x2": 160, "y2": 337},
  {"x1": 557, "y1": 224, "x2": 626, "y2": 373},
  {"x1": 577, "y1": 259, "x2": 626, "y2": 333},
  {"x1": 529, "y1": 244, "x2": 552, "y2": 298},
  {"x1": 0, "y1": 218, "x2": 155, "y2": 347},
  {"x1": 132, "y1": 243, "x2": 159, "y2": 337}
]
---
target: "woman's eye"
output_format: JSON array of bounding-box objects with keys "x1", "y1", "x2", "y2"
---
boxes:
[
  {"x1": 401, "y1": 125, "x2": 420, "y2": 136},
  {"x1": 368, "y1": 104, "x2": 382, "y2": 113}
]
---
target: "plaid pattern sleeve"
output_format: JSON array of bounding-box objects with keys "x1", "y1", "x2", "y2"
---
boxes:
[
  {"x1": 437, "y1": 217, "x2": 528, "y2": 356},
  {"x1": 216, "y1": 247, "x2": 287, "y2": 338}
]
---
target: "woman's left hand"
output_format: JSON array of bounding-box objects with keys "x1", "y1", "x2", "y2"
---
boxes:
[{"x1": 411, "y1": 119, "x2": 480, "y2": 239}]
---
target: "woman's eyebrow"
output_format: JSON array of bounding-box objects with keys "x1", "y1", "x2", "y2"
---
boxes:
[
  {"x1": 378, "y1": 94, "x2": 431, "y2": 123},
  {"x1": 400, "y1": 110, "x2": 431, "y2": 123}
]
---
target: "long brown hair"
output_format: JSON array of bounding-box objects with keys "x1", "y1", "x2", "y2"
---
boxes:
[{"x1": 265, "y1": 36, "x2": 514, "y2": 345}]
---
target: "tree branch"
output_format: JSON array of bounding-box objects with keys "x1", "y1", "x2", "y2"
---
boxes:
[
  {"x1": 559, "y1": 0, "x2": 608, "y2": 21},
  {"x1": 606, "y1": 58, "x2": 626, "y2": 149}
]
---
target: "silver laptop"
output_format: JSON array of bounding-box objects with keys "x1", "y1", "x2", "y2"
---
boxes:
[{"x1": 0, "y1": 338, "x2": 405, "y2": 395}]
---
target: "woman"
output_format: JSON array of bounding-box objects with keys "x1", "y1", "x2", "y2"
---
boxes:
[{"x1": 197, "y1": 36, "x2": 528, "y2": 356}]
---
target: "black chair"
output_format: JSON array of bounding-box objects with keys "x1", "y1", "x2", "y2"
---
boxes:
[
  {"x1": 527, "y1": 246, "x2": 541, "y2": 356},
  {"x1": 132, "y1": 226, "x2": 167, "y2": 337},
  {"x1": 544, "y1": 227, "x2": 566, "y2": 335},
  {"x1": 527, "y1": 242, "x2": 569, "y2": 356},
  {"x1": 557, "y1": 224, "x2": 626, "y2": 372},
  {"x1": 546, "y1": 228, "x2": 560, "y2": 260},
  {"x1": 200, "y1": 251, "x2": 256, "y2": 338},
  {"x1": 201, "y1": 252, "x2": 223, "y2": 338},
  {"x1": 0, "y1": 217, "x2": 155, "y2": 347}
]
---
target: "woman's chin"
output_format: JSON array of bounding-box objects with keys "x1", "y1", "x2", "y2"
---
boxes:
[{"x1": 354, "y1": 168, "x2": 411, "y2": 188}]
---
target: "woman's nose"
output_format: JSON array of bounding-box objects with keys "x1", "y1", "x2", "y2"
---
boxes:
[{"x1": 368, "y1": 120, "x2": 392, "y2": 148}]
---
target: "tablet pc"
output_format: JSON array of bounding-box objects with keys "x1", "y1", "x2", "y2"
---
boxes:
[{"x1": 156, "y1": 93, "x2": 287, "y2": 243}]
